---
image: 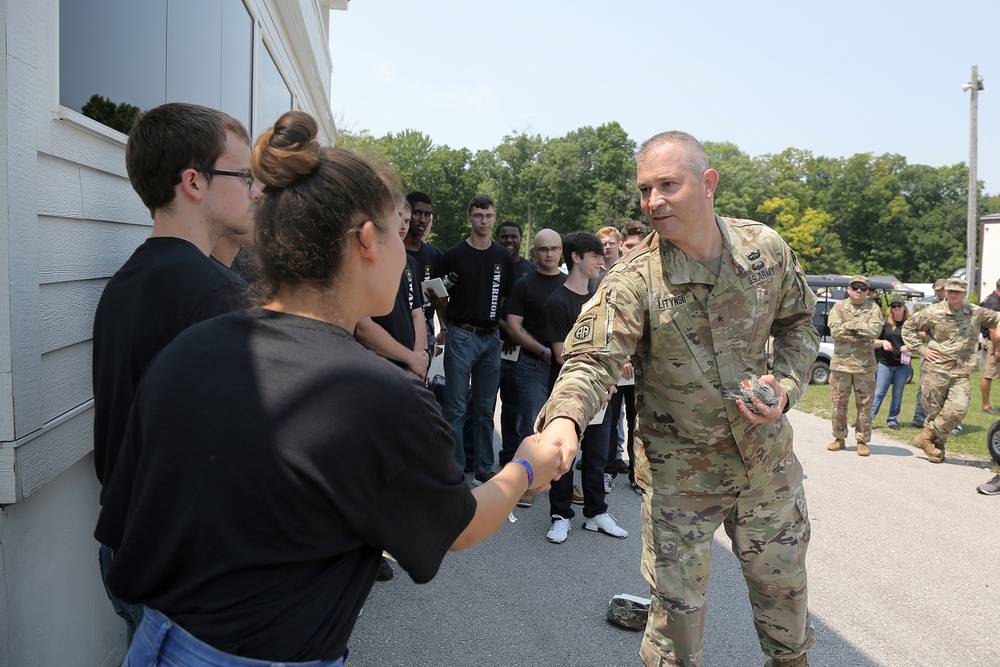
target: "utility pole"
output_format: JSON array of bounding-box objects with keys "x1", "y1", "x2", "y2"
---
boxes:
[{"x1": 963, "y1": 65, "x2": 984, "y2": 294}]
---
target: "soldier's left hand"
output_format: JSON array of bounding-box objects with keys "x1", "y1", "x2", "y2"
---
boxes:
[{"x1": 733, "y1": 374, "x2": 786, "y2": 425}]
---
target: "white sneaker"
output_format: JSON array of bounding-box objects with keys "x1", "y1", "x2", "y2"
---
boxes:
[
  {"x1": 546, "y1": 515, "x2": 571, "y2": 544},
  {"x1": 584, "y1": 512, "x2": 628, "y2": 539},
  {"x1": 604, "y1": 473, "x2": 614, "y2": 494}
]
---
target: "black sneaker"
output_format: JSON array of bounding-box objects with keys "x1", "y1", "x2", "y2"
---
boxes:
[
  {"x1": 575, "y1": 459, "x2": 583, "y2": 471},
  {"x1": 888, "y1": 422, "x2": 900, "y2": 431},
  {"x1": 377, "y1": 557, "x2": 394, "y2": 581},
  {"x1": 615, "y1": 459, "x2": 630, "y2": 474},
  {"x1": 977, "y1": 474, "x2": 1000, "y2": 496}
]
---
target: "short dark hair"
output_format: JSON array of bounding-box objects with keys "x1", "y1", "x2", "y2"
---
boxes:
[
  {"x1": 468, "y1": 193, "x2": 495, "y2": 214},
  {"x1": 251, "y1": 111, "x2": 396, "y2": 302},
  {"x1": 562, "y1": 231, "x2": 602, "y2": 272},
  {"x1": 406, "y1": 190, "x2": 432, "y2": 207},
  {"x1": 126, "y1": 102, "x2": 250, "y2": 216},
  {"x1": 495, "y1": 220, "x2": 522, "y2": 238},
  {"x1": 620, "y1": 220, "x2": 647, "y2": 240}
]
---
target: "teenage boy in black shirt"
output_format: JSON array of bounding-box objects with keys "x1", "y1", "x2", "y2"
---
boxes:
[
  {"x1": 405, "y1": 191, "x2": 443, "y2": 355},
  {"x1": 541, "y1": 231, "x2": 627, "y2": 544},
  {"x1": 357, "y1": 200, "x2": 428, "y2": 381},
  {"x1": 434, "y1": 194, "x2": 514, "y2": 484},
  {"x1": 91, "y1": 102, "x2": 256, "y2": 643},
  {"x1": 495, "y1": 220, "x2": 537, "y2": 478}
]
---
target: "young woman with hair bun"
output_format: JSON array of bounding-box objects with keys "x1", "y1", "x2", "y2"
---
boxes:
[{"x1": 96, "y1": 110, "x2": 562, "y2": 667}]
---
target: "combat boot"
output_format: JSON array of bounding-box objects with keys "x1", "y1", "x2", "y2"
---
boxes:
[
  {"x1": 926, "y1": 433, "x2": 947, "y2": 463},
  {"x1": 764, "y1": 654, "x2": 809, "y2": 667},
  {"x1": 856, "y1": 442, "x2": 870, "y2": 457},
  {"x1": 911, "y1": 428, "x2": 935, "y2": 455},
  {"x1": 827, "y1": 438, "x2": 845, "y2": 451}
]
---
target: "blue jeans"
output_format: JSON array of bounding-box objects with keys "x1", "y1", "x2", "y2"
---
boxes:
[
  {"x1": 872, "y1": 362, "x2": 910, "y2": 425},
  {"x1": 498, "y1": 358, "x2": 520, "y2": 466},
  {"x1": 442, "y1": 327, "x2": 501, "y2": 475},
  {"x1": 126, "y1": 607, "x2": 347, "y2": 666},
  {"x1": 515, "y1": 354, "x2": 552, "y2": 443},
  {"x1": 99, "y1": 543, "x2": 144, "y2": 646}
]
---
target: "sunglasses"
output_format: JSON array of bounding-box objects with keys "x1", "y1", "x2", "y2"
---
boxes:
[
  {"x1": 890, "y1": 304, "x2": 905, "y2": 308},
  {"x1": 849, "y1": 284, "x2": 869, "y2": 292}
]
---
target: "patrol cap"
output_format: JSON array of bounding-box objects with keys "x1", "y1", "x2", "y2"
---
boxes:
[
  {"x1": 607, "y1": 594, "x2": 650, "y2": 630},
  {"x1": 849, "y1": 274, "x2": 869, "y2": 287},
  {"x1": 889, "y1": 296, "x2": 905, "y2": 306},
  {"x1": 933, "y1": 278, "x2": 947, "y2": 291},
  {"x1": 945, "y1": 277, "x2": 968, "y2": 292}
]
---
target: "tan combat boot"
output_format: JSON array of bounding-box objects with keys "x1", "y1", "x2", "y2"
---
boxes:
[
  {"x1": 827, "y1": 438, "x2": 845, "y2": 451},
  {"x1": 928, "y1": 435, "x2": 946, "y2": 464},
  {"x1": 856, "y1": 442, "x2": 870, "y2": 457},
  {"x1": 764, "y1": 654, "x2": 809, "y2": 667},
  {"x1": 912, "y1": 428, "x2": 935, "y2": 455}
]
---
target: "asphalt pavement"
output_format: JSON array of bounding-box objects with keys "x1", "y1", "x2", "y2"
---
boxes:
[{"x1": 348, "y1": 409, "x2": 998, "y2": 666}]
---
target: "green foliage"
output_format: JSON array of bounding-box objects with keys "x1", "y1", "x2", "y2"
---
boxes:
[
  {"x1": 333, "y1": 123, "x2": 995, "y2": 278},
  {"x1": 81, "y1": 94, "x2": 140, "y2": 134}
]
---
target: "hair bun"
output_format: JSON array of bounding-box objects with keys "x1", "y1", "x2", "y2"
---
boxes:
[{"x1": 252, "y1": 111, "x2": 322, "y2": 189}]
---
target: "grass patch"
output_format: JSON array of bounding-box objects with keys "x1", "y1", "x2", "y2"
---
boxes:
[{"x1": 794, "y1": 364, "x2": 999, "y2": 460}]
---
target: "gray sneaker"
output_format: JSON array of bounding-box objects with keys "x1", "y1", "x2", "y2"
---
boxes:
[
  {"x1": 977, "y1": 474, "x2": 1000, "y2": 496},
  {"x1": 604, "y1": 473, "x2": 614, "y2": 493}
]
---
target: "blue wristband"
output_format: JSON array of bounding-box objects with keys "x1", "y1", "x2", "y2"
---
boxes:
[{"x1": 511, "y1": 457, "x2": 534, "y2": 487}]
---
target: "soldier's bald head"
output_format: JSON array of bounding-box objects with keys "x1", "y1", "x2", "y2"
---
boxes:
[
  {"x1": 534, "y1": 228, "x2": 561, "y2": 247},
  {"x1": 637, "y1": 131, "x2": 710, "y2": 179}
]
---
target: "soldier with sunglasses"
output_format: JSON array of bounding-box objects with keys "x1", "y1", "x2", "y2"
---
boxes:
[{"x1": 827, "y1": 275, "x2": 884, "y2": 456}]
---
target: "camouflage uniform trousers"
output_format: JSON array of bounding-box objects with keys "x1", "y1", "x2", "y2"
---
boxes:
[
  {"x1": 638, "y1": 457, "x2": 814, "y2": 667},
  {"x1": 921, "y1": 366, "x2": 972, "y2": 442},
  {"x1": 830, "y1": 369, "x2": 876, "y2": 443}
]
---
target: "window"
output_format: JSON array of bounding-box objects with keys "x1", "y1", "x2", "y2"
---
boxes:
[
  {"x1": 60, "y1": 0, "x2": 252, "y2": 133},
  {"x1": 258, "y1": 45, "x2": 294, "y2": 130}
]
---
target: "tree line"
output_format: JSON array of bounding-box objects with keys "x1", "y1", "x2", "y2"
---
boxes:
[{"x1": 336, "y1": 123, "x2": 999, "y2": 283}]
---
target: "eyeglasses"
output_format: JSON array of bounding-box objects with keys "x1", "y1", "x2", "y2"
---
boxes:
[
  {"x1": 192, "y1": 168, "x2": 256, "y2": 190},
  {"x1": 849, "y1": 284, "x2": 869, "y2": 292},
  {"x1": 470, "y1": 213, "x2": 496, "y2": 222}
]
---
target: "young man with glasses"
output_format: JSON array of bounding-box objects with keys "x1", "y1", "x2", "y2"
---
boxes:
[
  {"x1": 92, "y1": 102, "x2": 256, "y2": 644},
  {"x1": 827, "y1": 275, "x2": 884, "y2": 456},
  {"x1": 433, "y1": 194, "x2": 514, "y2": 484}
]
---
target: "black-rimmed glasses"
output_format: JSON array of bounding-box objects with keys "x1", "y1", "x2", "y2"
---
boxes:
[{"x1": 192, "y1": 168, "x2": 256, "y2": 190}]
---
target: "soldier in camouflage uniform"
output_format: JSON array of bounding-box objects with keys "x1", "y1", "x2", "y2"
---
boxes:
[
  {"x1": 534, "y1": 132, "x2": 817, "y2": 667},
  {"x1": 826, "y1": 275, "x2": 884, "y2": 456},
  {"x1": 902, "y1": 278, "x2": 1000, "y2": 463}
]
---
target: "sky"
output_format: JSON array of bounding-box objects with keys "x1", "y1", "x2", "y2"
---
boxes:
[{"x1": 329, "y1": 0, "x2": 1000, "y2": 197}]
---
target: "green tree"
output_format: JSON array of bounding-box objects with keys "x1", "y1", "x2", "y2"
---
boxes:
[{"x1": 81, "y1": 94, "x2": 140, "y2": 134}]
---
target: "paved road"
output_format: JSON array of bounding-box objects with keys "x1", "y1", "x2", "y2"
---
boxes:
[{"x1": 348, "y1": 410, "x2": 997, "y2": 666}]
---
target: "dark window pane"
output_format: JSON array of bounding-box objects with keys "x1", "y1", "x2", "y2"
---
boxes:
[{"x1": 259, "y1": 45, "x2": 293, "y2": 130}]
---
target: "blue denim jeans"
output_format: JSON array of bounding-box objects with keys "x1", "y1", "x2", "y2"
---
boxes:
[
  {"x1": 99, "y1": 543, "x2": 145, "y2": 646},
  {"x1": 872, "y1": 362, "x2": 911, "y2": 426},
  {"x1": 515, "y1": 354, "x2": 552, "y2": 443},
  {"x1": 498, "y1": 358, "x2": 521, "y2": 466},
  {"x1": 126, "y1": 607, "x2": 347, "y2": 666},
  {"x1": 442, "y1": 327, "x2": 501, "y2": 475}
]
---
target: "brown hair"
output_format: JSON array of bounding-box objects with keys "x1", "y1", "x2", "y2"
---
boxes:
[
  {"x1": 251, "y1": 110, "x2": 396, "y2": 301},
  {"x1": 125, "y1": 102, "x2": 250, "y2": 216},
  {"x1": 888, "y1": 300, "x2": 909, "y2": 330},
  {"x1": 620, "y1": 220, "x2": 647, "y2": 240}
]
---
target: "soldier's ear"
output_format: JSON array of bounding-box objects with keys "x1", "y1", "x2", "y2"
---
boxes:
[{"x1": 703, "y1": 169, "x2": 720, "y2": 200}]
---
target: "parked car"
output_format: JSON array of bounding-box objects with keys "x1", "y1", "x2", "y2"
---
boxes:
[{"x1": 810, "y1": 340, "x2": 833, "y2": 385}]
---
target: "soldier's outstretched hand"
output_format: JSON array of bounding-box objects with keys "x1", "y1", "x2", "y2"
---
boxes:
[
  {"x1": 534, "y1": 417, "x2": 580, "y2": 480},
  {"x1": 733, "y1": 374, "x2": 787, "y2": 425},
  {"x1": 512, "y1": 433, "x2": 564, "y2": 493}
]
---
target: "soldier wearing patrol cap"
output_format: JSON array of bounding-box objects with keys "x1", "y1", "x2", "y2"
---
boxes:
[
  {"x1": 910, "y1": 277, "x2": 949, "y2": 427},
  {"x1": 903, "y1": 277, "x2": 1000, "y2": 463},
  {"x1": 533, "y1": 131, "x2": 817, "y2": 667},
  {"x1": 826, "y1": 274, "x2": 884, "y2": 456}
]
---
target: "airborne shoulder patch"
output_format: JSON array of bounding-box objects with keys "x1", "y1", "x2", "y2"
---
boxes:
[{"x1": 574, "y1": 322, "x2": 593, "y2": 342}]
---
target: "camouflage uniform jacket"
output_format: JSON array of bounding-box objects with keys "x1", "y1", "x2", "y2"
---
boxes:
[
  {"x1": 535, "y1": 215, "x2": 818, "y2": 494},
  {"x1": 827, "y1": 299, "x2": 883, "y2": 373},
  {"x1": 902, "y1": 301, "x2": 1000, "y2": 376}
]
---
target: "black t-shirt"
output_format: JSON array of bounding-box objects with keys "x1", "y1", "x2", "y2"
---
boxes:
[
  {"x1": 875, "y1": 320, "x2": 906, "y2": 366},
  {"x1": 92, "y1": 237, "x2": 247, "y2": 500},
  {"x1": 442, "y1": 240, "x2": 514, "y2": 326},
  {"x1": 543, "y1": 284, "x2": 594, "y2": 391},
  {"x1": 95, "y1": 310, "x2": 475, "y2": 662},
  {"x1": 981, "y1": 292, "x2": 1000, "y2": 338},
  {"x1": 371, "y1": 254, "x2": 423, "y2": 356},
  {"x1": 512, "y1": 256, "x2": 536, "y2": 281},
  {"x1": 506, "y1": 271, "x2": 568, "y2": 348},
  {"x1": 407, "y1": 241, "x2": 443, "y2": 322}
]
